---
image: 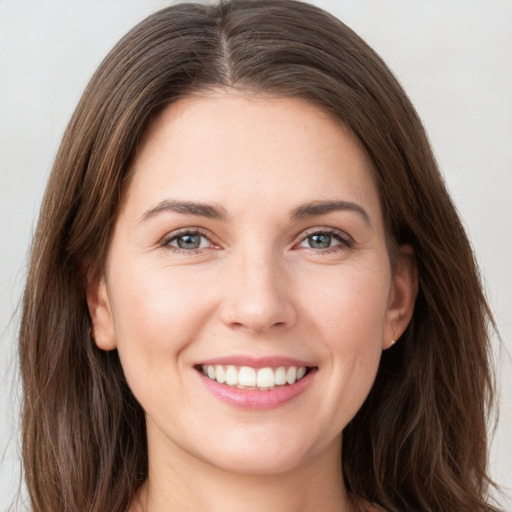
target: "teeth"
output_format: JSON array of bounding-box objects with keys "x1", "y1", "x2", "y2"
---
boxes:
[
  {"x1": 200, "y1": 364, "x2": 309, "y2": 389},
  {"x1": 239, "y1": 367, "x2": 256, "y2": 387},
  {"x1": 275, "y1": 367, "x2": 287, "y2": 385},
  {"x1": 226, "y1": 365, "x2": 238, "y2": 386},
  {"x1": 286, "y1": 366, "x2": 297, "y2": 384},
  {"x1": 215, "y1": 365, "x2": 226, "y2": 384},
  {"x1": 256, "y1": 367, "x2": 275, "y2": 388}
]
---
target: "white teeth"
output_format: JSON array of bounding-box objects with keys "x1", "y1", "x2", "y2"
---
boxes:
[
  {"x1": 238, "y1": 367, "x2": 257, "y2": 387},
  {"x1": 215, "y1": 364, "x2": 226, "y2": 384},
  {"x1": 256, "y1": 367, "x2": 275, "y2": 388},
  {"x1": 274, "y1": 366, "x2": 287, "y2": 385},
  {"x1": 226, "y1": 365, "x2": 238, "y2": 386},
  {"x1": 286, "y1": 366, "x2": 297, "y2": 385},
  {"x1": 200, "y1": 364, "x2": 310, "y2": 389}
]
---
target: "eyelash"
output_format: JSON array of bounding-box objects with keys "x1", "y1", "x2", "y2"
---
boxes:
[
  {"x1": 295, "y1": 228, "x2": 353, "y2": 254},
  {"x1": 160, "y1": 228, "x2": 215, "y2": 253},
  {"x1": 160, "y1": 227, "x2": 353, "y2": 254}
]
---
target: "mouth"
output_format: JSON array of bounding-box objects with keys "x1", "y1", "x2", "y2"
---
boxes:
[{"x1": 195, "y1": 364, "x2": 314, "y2": 391}]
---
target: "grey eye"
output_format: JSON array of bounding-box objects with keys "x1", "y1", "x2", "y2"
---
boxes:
[
  {"x1": 307, "y1": 233, "x2": 333, "y2": 249},
  {"x1": 176, "y1": 234, "x2": 202, "y2": 249},
  {"x1": 167, "y1": 232, "x2": 210, "y2": 250}
]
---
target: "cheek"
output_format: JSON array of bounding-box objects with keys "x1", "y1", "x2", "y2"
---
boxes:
[
  {"x1": 298, "y1": 262, "x2": 389, "y2": 420},
  {"x1": 300, "y1": 260, "x2": 391, "y2": 344},
  {"x1": 107, "y1": 260, "x2": 216, "y2": 379}
]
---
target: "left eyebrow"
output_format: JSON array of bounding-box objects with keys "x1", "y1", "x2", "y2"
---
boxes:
[{"x1": 290, "y1": 200, "x2": 371, "y2": 226}]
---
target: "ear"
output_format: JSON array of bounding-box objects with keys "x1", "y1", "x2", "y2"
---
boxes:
[
  {"x1": 86, "y1": 267, "x2": 117, "y2": 351},
  {"x1": 383, "y1": 244, "x2": 418, "y2": 350}
]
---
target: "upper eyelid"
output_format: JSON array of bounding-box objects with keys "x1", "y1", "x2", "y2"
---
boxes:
[
  {"x1": 159, "y1": 225, "x2": 352, "y2": 248},
  {"x1": 160, "y1": 228, "x2": 216, "y2": 247},
  {"x1": 295, "y1": 226, "x2": 353, "y2": 243}
]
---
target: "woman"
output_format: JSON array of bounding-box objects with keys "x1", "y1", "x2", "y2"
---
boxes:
[{"x1": 18, "y1": 1, "x2": 500, "y2": 511}]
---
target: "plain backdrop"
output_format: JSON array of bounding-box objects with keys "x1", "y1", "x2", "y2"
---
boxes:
[{"x1": 1, "y1": 0, "x2": 510, "y2": 509}]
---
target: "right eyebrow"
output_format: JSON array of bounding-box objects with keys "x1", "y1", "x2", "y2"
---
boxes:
[{"x1": 139, "y1": 199, "x2": 228, "y2": 223}]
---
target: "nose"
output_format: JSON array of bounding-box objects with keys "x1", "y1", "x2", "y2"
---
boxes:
[{"x1": 219, "y1": 251, "x2": 298, "y2": 334}]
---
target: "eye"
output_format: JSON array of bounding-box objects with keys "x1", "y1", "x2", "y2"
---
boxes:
[
  {"x1": 296, "y1": 229, "x2": 352, "y2": 251},
  {"x1": 304, "y1": 233, "x2": 335, "y2": 249},
  {"x1": 163, "y1": 230, "x2": 213, "y2": 251}
]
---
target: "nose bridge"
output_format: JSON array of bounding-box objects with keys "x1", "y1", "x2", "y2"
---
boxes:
[{"x1": 220, "y1": 244, "x2": 296, "y2": 332}]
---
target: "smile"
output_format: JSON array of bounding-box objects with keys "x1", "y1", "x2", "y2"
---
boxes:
[
  {"x1": 199, "y1": 364, "x2": 309, "y2": 390},
  {"x1": 195, "y1": 357, "x2": 317, "y2": 409}
]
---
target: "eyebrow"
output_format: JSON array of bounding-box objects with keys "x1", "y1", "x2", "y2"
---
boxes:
[
  {"x1": 139, "y1": 198, "x2": 370, "y2": 226},
  {"x1": 140, "y1": 199, "x2": 228, "y2": 222},
  {"x1": 291, "y1": 200, "x2": 371, "y2": 226}
]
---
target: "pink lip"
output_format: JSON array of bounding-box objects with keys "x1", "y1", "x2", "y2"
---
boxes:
[
  {"x1": 196, "y1": 367, "x2": 317, "y2": 411},
  {"x1": 196, "y1": 355, "x2": 316, "y2": 369}
]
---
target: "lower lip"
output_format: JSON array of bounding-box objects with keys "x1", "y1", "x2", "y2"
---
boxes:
[{"x1": 197, "y1": 369, "x2": 316, "y2": 410}]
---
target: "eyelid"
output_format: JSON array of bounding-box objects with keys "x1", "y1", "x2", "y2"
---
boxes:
[
  {"x1": 293, "y1": 226, "x2": 354, "y2": 250},
  {"x1": 158, "y1": 225, "x2": 353, "y2": 253},
  {"x1": 160, "y1": 227, "x2": 220, "y2": 251}
]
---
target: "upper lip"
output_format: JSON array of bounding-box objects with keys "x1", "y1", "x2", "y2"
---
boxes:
[{"x1": 195, "y1": 355, "x2": 317, "y2": 368}]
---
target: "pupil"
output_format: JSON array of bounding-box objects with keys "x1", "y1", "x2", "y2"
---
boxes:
[
  {"x1": 177, "y1": 234, "x2": 201, "y2": 249},
  {"x1": 309, "y1": 234, "x2": 331, "y2": 249}
]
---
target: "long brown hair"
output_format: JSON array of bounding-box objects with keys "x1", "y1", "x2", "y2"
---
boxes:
[{"x1": 19, "y1": 1, "x2": 498, "y2": 510}]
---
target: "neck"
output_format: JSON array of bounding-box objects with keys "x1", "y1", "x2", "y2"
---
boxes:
[{"x1": 132, "y1": 423, "x2": 356, "y2": 512}]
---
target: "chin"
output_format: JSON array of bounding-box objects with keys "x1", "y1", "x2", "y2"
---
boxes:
[{"x1": 192, "y1": 430, "x2": 326, "y2": 476}]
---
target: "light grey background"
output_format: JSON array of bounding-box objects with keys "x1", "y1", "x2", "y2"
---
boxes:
[{"x1": 1, "y1": 0, "x2": 510, "y2": 509}]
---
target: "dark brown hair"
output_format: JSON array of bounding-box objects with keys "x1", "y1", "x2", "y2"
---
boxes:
[{"x1": 19, "y1": 1, "x2": 498, "y2": 510}]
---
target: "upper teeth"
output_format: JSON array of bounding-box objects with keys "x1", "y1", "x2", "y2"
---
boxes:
[{"x1": 201, "y1": 365, "x2": 308, "y2": 389}]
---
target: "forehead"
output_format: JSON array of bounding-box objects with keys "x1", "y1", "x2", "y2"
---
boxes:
[{"x1": 124, "y1": 91, "x2": 382, "y2": 223}]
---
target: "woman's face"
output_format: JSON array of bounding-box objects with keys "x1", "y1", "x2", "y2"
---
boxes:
[{"x1": 89, "y1": 92, "x2": 415, "y2": 476}]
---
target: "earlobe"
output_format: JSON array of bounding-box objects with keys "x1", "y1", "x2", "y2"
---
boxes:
[
  {"x1": 383, "y1": 244, "x2": 418, "y2": 349},
  {"x1": 86, "y1": 268, "x2": 117, "y2": 351}
]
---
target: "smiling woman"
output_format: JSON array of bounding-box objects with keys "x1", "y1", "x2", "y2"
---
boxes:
[
  {"x1": 18, "y1": 1, "x2": 500, "y2": 511},
  {"x1": 88, "y1": 94, "x2": 415, "y2": 498}
]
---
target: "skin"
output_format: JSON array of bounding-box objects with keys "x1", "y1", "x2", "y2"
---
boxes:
[{"x1": 88, "y1": 92, "x2": 417, "y2": 512}]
